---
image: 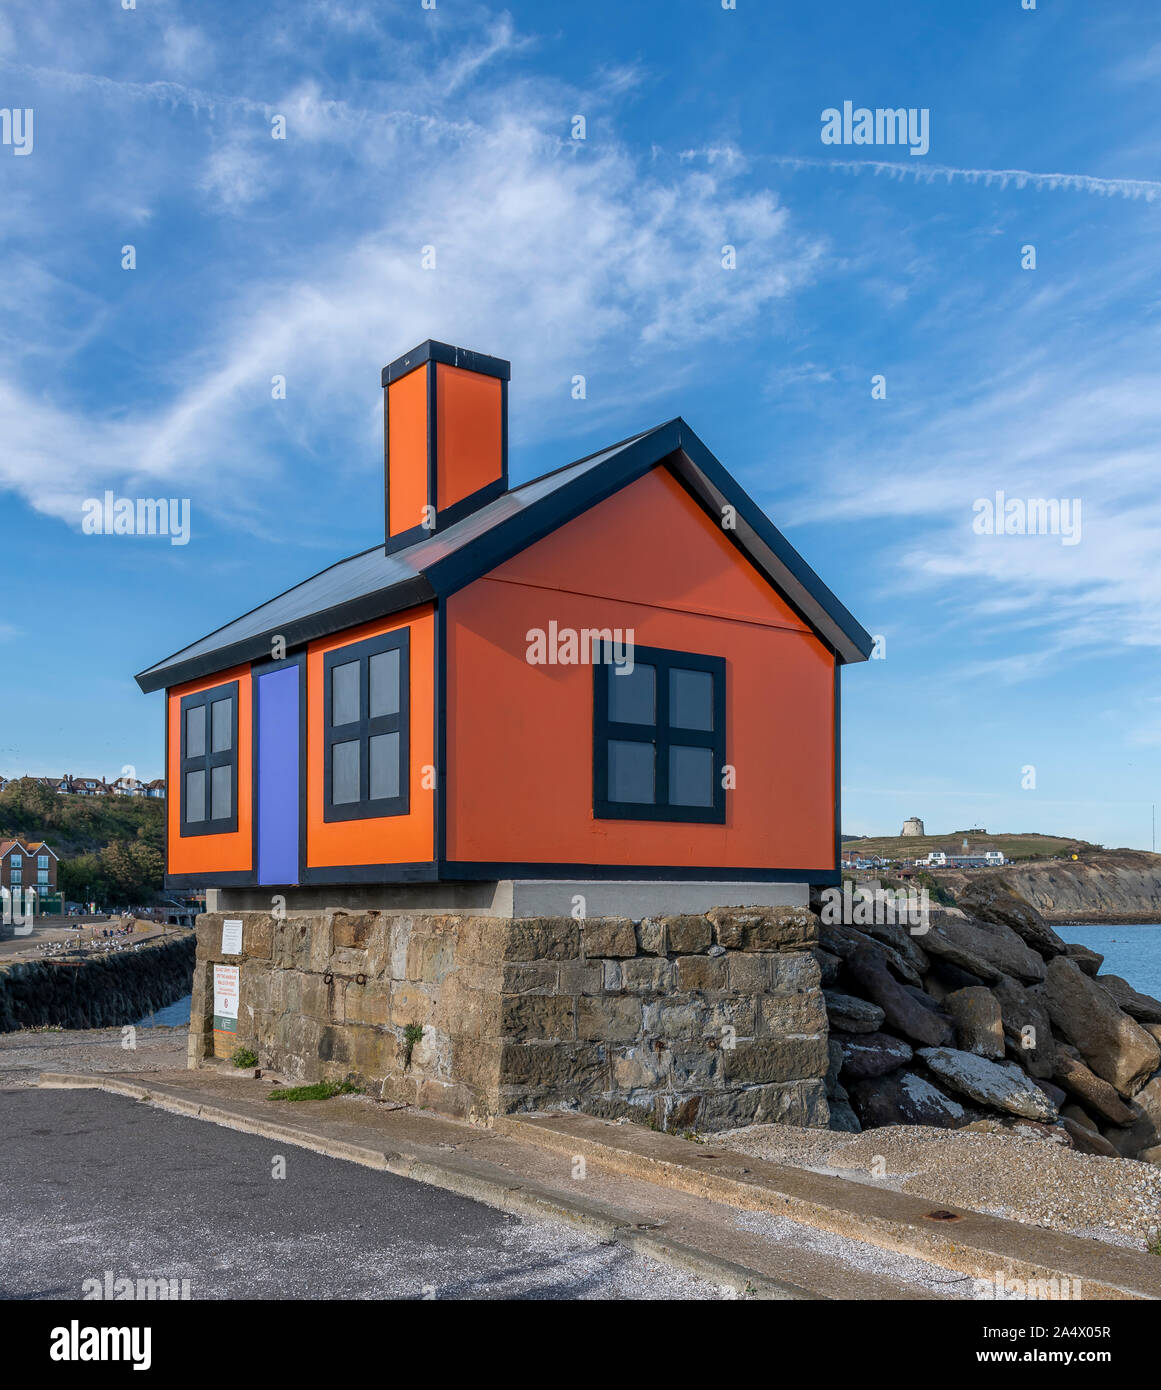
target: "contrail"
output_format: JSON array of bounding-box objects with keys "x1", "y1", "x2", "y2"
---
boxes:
[{"x1": 767, "y1": 153, "x2": 1161, "y2": 203}]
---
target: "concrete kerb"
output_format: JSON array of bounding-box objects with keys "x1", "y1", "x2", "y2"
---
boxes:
[
  {"x1": 493, "y1": 1111, "x2": 1161, "y2": 1301},
  {"x1": 35, "y1": 1072, "x2": 807, "y2": 1300}
]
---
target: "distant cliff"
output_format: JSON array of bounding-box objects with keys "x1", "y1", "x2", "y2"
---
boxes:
[{"x1": 943, "y1": 852, "x2": 1161, "y2": 923}]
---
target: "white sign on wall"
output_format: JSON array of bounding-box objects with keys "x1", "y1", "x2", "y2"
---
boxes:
[
  {"x1": 221, "y1": 919, "x2": 243, "y2": 955},
  {"x1": 213, "y1": 964, "x2": 240, "y2": 1026}
]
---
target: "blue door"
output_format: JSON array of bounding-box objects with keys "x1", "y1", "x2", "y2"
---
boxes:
[{"x1": 256, "y1": 665, "x2": 300, "y2": 885}]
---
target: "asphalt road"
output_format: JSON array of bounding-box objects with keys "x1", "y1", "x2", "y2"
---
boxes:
[{"x1": 0, "y1": 1089, "x2": 726, "y2": 1301}]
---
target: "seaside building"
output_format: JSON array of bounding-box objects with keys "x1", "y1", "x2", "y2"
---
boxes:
[{"x1": 135, "y1": 339, "x2": 871, "y2": 1122}]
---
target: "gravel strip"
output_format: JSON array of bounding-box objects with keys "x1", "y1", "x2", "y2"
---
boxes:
[{"x1": 713, "y1": 1123, "x2": 1161, "y2": 1250}]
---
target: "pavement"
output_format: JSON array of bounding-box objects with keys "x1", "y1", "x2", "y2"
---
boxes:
[
  {"x1": 0, "y1": 1088, "x2": 730, "y2": 1301},
  {"x1": 32, "y1": 1065, "x2": 1161, "y2": 1300},
  {"x1": 0, "y1": 1020, "x2": 186, "y2": 1088}
]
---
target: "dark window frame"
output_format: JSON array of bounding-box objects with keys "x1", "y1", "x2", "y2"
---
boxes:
[
  {"x1": 323, "y1": 628, "x2": 410, "y2": 823},
  {"x1": 179, "y1": 680, "x2": 239, "y2": 837},
  {"x1": 593, "y1": 643, "x2": 726, "y2": 824}
]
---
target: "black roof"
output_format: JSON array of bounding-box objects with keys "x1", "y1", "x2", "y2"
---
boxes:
[{"x1": 135, "y1": 418, "x2": 872, "y2": 693}]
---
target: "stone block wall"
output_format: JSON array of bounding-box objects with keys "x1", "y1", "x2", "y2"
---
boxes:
[{"x1": 190, "y1": 904, "x2": 829, "y2": 1132}]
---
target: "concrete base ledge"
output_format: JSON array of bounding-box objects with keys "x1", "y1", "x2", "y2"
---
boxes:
[
  {"x1": 207, "y1": 879, "x2": 809, "y2": 918},
  {"x1": 494, "y1": 1111, "x2": 1161, "y2": 1302}
]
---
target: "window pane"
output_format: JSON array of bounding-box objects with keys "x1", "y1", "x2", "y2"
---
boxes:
[
  {"x1": 609, "y1": 663, "x2": 655, "y2": 725},
  {"x1": 186, "y1": 770, "x2": 205, "y2": 822},
  {"x1": 670, "y1": 668, "x2": 714, "y2": 731},
  {"x1": 331, "y1": 660, "x2": 360, "y2": 727},
  {"x1": 608, "y1": 740, "x2": 655, "y2": 804},
  {"x1": 369, "y1": 731, "x2": 400, "y2": 800},
  {"x1": 332, "y1": 739, "x2": 360, "y2": 805},
  {"x1": 185, "y1": 705, "x2": 205, "y2": 757},
  {"x1": 369, "y1": 649, "x2": 400, "y2": 719},
  {"x1": 210, "y1": 764, "x2": 232, "y2": 820},
  {"x1": 670, "y1": 745, "x2": 714, "y2": 807},
  {"x1": 211, "y1": 697, "x2": 233, "y2": 752}
]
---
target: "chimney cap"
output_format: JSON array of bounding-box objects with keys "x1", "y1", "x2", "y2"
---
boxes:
[{"x1": 382, "y1": 339, "x2": 511, "y2": 389}]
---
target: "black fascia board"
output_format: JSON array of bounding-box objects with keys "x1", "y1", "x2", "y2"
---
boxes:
[{"x1": 672, "y1": 423, "x2": 874, "y2": 663}]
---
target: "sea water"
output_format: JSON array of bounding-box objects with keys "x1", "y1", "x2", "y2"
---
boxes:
[
  {"x1": 1060, "y1": 923, "x2": 1161, "y2": 1000},
  {"x1": 135, "y1": 995, "x2": 192, "y2": 1028}
]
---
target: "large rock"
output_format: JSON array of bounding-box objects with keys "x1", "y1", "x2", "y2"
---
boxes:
[
  {"x1": 818, "y1": 922, "x2": 922, "y2": 987},
  {"x1": 848, "y1": 1069, "x2": 968, "y2": 1129},
  {"x1": 925, "y1": 959, "x2": 987, "y2": 994},
  {"x1": 921, "y1": 928, "x2": 1002, "y2": 983},
  {"x1": 838, "y1": 1031, "x2": 914, "y2": 1080},
  {"x1": 856, "y1": 916, "x2": 930, "y2": 976},
  {"x1": 824, "y1": 1038, "x2": 844, "y2": 1097},
  {"x1": 1043, "y1": 956, "x2": 1161, "y2": 1097},
  {"x1": 1059, "y1": 1117, "x2": 1119, "y2": 1157},
  {"x1": 1052, "y1": 1051, "x2": 1137, "y2": 1126},
  {"x1": 1035, "y1": 1078, "x2": 1067, "y2": 1108},
  {"x1": 964, "y1": 1117, "x2": 1071, "y2": 1147},
  {"x1": 843, "y1": 946, "x2": 954, "y2": 1047},
  {"x1": 945, "y1": 986, "x2": 1005, "y2": 1060},
  {"x1": 1064, "y1": 942, "x2": 1103, "y2": 977},
  {"x1": 823, "y1": 990, "x2": 884, "y2": 1034},
  {"x1": 1096, "y1": 974, "x2": 1161, "y2": 1025},
  {"x1": 1101, "y1": 1074, "x2": 1161, "y2": 1157},
  {"x1": 930, "y1": 916, "x2": 1046, "y2": 984},
  {"x1": 812, "y1": 948, "x2": 842, "y2": 987},
  {"x1": 917, "y1": 1047, "x2": 1059, "y2": 1121},
  {"x1": 991, "y1": 975, "x2": 1055, "y2": 1079},
  {"x1": 901, "y1": 983, "x2": 946, "y2": 1013},
  {"x1": 828, "y1": 1098, "x2": 862, "y2": 1132},
  {"x1": 956, "y1": 881, "x2": 1067, "y2": 958}
]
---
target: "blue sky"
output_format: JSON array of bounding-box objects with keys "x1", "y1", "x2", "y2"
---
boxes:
[{"x1": 2, "y1": 0, "x2": 1160, "y2": 848}]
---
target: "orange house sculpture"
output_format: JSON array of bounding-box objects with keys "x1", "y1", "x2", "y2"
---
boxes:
[{"x1": 136, "y1": 341, "x2": 871, "y2": 915}]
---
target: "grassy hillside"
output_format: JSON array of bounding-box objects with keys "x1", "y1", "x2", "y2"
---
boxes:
[
  {"x1": 0, "y1": 777, "x2": 163, "y2": 902},
  {"x1": 842, "y1": 831, "x2": 1099, "y2": 862}
]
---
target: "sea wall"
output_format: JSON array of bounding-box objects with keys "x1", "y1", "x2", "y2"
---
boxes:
[
  {"x1": 190, "y1": 907, "x2": 830, "y2": 1132},
  {"x1": 0, "y1": 934, "x2": 196, "y2": 1033}
]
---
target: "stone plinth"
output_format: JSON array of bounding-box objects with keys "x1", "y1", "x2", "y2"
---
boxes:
[{"x1": 190, "y1": 905, "x2": 829, "y2": 1132}]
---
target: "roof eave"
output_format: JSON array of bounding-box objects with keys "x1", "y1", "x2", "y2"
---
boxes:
[{"x1": 134, "y1": 574, "x2": 436, "y2": 693}]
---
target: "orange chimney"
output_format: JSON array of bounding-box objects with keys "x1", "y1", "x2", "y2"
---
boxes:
[{"x1": 381, "y1": 340, "x2": 509, "y2": 551}]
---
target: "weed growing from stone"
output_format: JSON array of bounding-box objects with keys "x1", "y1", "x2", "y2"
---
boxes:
[
  {"x1": 402, "y1": 1022, "x2": 424, "y2": 1068},
  {"x1": 268, "y1": 1081, "x2": 362, "y2": 1102}
]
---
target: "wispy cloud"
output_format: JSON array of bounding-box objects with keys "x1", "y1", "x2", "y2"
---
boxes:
[
  {"x1": 679, "y1": 148, "x2": 1161, "y2": 204},
  {"x1": 0, "y1": 17, "x2": 825, "y2": 540},
  {"x1": 771, "y1": 155, "x2": 1161, "y2": 204}
]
